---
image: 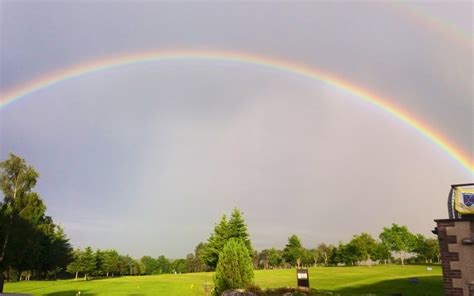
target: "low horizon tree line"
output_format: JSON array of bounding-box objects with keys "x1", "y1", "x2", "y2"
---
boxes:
[
  {"x1": 253, "y1": 225, "x2": 439, "y2": 270},
  {"x1": 65, "y1": 214, "x2": 440, "y2": 280}
]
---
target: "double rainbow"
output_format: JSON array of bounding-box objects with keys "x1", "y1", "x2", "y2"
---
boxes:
[{"x1": 1, "y1": 50, "x2": 472, "y2": 173}]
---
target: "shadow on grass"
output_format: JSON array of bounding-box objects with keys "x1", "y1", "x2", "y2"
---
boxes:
[
  {"x1": 328, "y1": 275, "x2": 442, "y2": 296},
  {"x1": 44, "y1": 290, "x2": 96, "y2": 296},
  {"x1": 43, "y1": 291, "x2": 145, "y2": 296}
]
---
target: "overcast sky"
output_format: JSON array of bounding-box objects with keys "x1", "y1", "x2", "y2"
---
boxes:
[{"x1": 0, "y1": 1, "x2": 472, "y2": 258}]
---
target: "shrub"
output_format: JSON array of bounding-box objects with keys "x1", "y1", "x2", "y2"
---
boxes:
[{"x1": 213, "y1": 238, "x2": 254, "y2": 295}]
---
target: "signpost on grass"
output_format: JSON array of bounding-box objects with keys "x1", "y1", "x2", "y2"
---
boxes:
[{"x1": 296, "y1": 269, "x2": 309, "y2": 289}]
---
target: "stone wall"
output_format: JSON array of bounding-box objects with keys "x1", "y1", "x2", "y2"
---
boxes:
[{"x1": 435, "y1": 219, "x2": 474, "y2": 296}]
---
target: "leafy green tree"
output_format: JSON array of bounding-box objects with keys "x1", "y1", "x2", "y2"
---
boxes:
[
  {"x1": 379, "y1": 224, "x2": 416, "y2": 266},
  {"x1": 425, "y1": 238, "x2": 440, "y2": 263},
  {"x1": 185, "y1": 253, "x2": 197, "y2": 273},
  {"x1": 81, "y1": 247, "x2": 96, "y2": 280},
  {"x1": 257, "y1": 249, "x2": 283, "y2": 269},
  {"x1": 301, "y1": 248, "x2": 315, "y2": 267},
  {"x1": 172, "y1": 259, "x2": 187, "y2": 273},
  {"x1": 94, "y1": 249, "x2": 105, "y2": 276},
  {"x1": 334, "y1": 242, "x2": 358, "y2": 266},
  {"x1": 251, "y1": 249, "x2": 259, "y2": 269},
  {"x1": 213, "y1": 238, "x2": 254, "y2": 295},
  {"x1": 283, "y1": 235, "x2": 304, "y2": 267},
  {"x1": 140, "y1": 256, "x2": 159, "y2": 275},
  {"x1": 257, "y1": 249, "x2": 271, "y2": 269},
  {"x1": 156, "y1": 255, "x2": 171, "y2": 274},
  {"x1": 131, "y1": 260, "x2": 144, "y2": 275},
  {"x1": 185, "y1": 242, "x2": 209, "y2": 273},
  {"x1": 66, "y1": 249, "x2": 84, "y2": 280},
  {"x1": 194, "y1": 242, "x2": 209, "y2": 272},
  {"x1": 314, "y1": 243, "x2": 335, "y2": 266},
  {"x1": 118, "y1": 255, "x2": 134, "y2": 275},
  {"x1": 103, "y1": 250, "x2": 120, "y2": 276},
  {"x1": 372, "y1": 242, "x2": 392, "y2": 264},
  {"x1": 328, "y1": 245, "x2": 339, "y2": 265},
  {"x1": 0, "y1": 154, "x2": 71, "y2": 290},
  {"x1": 0, "y1": 154, "x2": 40, "y2": 290},
  {"x1": 348, "y1": 233, "x2": 377, "y2": 266},
  {"x1": 9, "y1": 196, "x2": 46, "y2": 275},
  {"x1": 412, "y1": 235, "x2": 440, "y2": 263},
  {"x1": 267, "y1": 248, "x2": 283, "y2": 269}
]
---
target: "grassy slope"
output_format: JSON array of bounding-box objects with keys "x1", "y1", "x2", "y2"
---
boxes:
[{"x1": 4, "y1": 265, "x2": 442, "y2": 296}]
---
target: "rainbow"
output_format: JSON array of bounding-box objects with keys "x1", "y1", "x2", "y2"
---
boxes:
[
  {"x1": 389, "y1": 2, "x2": 473, "y2": 50},
  {"x1": 0, "y1": 49, "x2": 472, "y2": 173}
]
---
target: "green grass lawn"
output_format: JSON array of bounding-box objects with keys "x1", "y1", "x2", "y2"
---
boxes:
[{"x1": 4, "y1": 265, "x2": 442, "y2": 296}]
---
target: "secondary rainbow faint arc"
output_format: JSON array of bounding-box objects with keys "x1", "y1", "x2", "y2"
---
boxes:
[
  {"x1": 0, "y1": 49, "x2": 472, "y2": 173},
  {"x1": 389, "y1": 2, "x2": 473, "y2": 49}
]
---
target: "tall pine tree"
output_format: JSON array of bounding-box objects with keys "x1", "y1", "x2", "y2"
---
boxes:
[
  {"x1": 228, "y1": 208, "x2": 252, "y2": 255},
  {"x1": 203, "y1": 208, "x2": 253, "y2": 270},
  {"x1": 203, "y1": 215, "x2": 229, "y2": 269},
  {"x1": 82, "y1": 247, "x2": 96, "y2": 280}
]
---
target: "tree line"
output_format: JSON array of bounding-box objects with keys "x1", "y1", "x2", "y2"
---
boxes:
[
  {"x1": 65, "y1": 208, "x2": 253, "y2": 279},
  {"x1": 65, "y1": 247, "x2": 196, "y2": 279},
  {"x1": 253, "y1": 224, "x2": 439, "y2": 270},
  {"x1": 191, "y1": 210, "x2": 439, "y2": 271},
  {"x1": 65, "y1": 217, "x2": 440, "y2": 281}
]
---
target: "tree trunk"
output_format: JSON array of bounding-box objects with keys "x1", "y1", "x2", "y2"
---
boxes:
[
  {"x1": 0, "y1": 221, "x2": 12, "y2": 267},
  {"x1": 0, "y1": 174, "x2": 20, "y2": 279},
  {"x1": 75, "y1": 271, "x2": 78, "y2": 280},
  {"x1": 400, "y1": 252, "x2": 405, "y2": 266},
  {"x1": 106, "y1": 272, "x2": 109, "y2": 277},
  {"x1": 0, "y1": 272, "x2": 5, "y2": 293}
]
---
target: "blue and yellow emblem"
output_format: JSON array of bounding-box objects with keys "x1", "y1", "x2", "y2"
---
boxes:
[{"x1": 455, "y1": 188, "x2": 474, "y2": 214}]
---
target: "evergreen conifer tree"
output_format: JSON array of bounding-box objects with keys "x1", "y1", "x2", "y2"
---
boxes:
[
  {"x1": 203, "y1": 215, "x2": 229, "y2": 269},
  {"x1": 213, "y1": 238, "x2": 254, "y2": 295},
  {"x1": 82, "y1": 247, "x2": 97, "y2": 280},
  {"x1": 228, "y1": 208, "x2": 252, "y2": 255}
]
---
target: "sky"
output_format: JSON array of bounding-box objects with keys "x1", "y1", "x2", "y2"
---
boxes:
[{"x1": 0, "y1": 1, "x2": 472, "y2": 258}]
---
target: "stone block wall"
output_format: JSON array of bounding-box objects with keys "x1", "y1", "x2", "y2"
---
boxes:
[{"x1": 435, "y1": 219, "x2": 474, "y2": 296}]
